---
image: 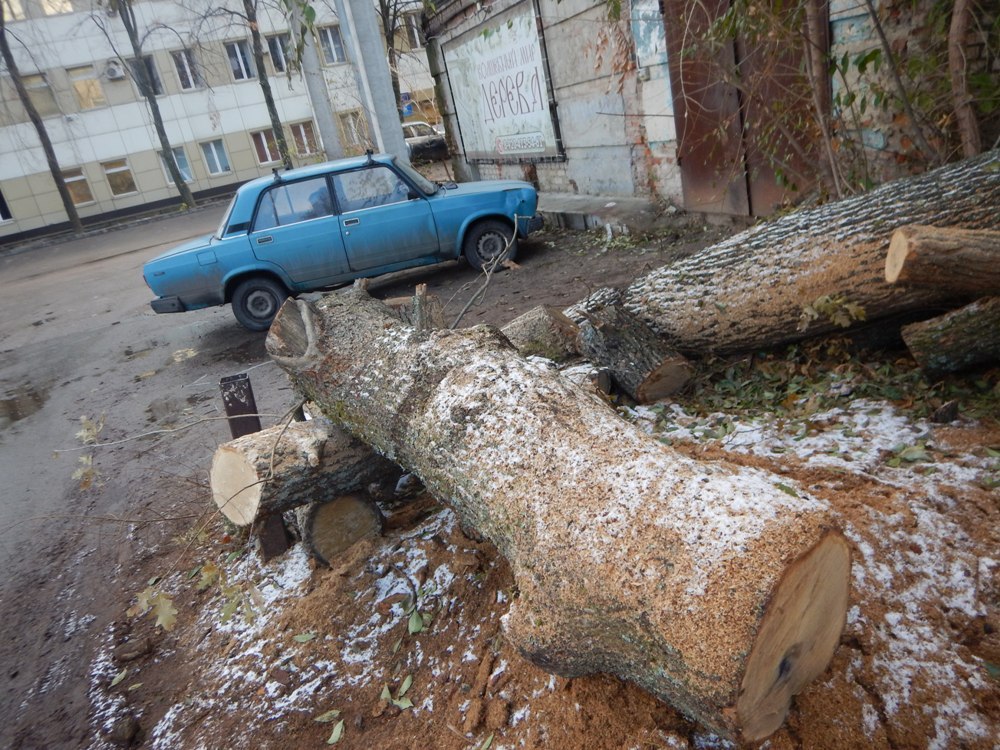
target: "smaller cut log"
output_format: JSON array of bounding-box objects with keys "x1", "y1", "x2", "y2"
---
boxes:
[
  {"x1": 576, "y1": 304, "x2": 691, "y2": 403},
  {"x1": 211, "y1": 418, "x2": 401, "y2": 526},
  {"x1": 900, "y1": 296, "x2": 1000, "y2": 376},
  {"x1": 885, "y1": 225, "x2": 1000, "y2": 294},
  {"x1": 294, "y1": 494, "x2": 384, "y2": 566},
  {"x1": 500, "y1": 305, "x2": 580, "y2": 362}
]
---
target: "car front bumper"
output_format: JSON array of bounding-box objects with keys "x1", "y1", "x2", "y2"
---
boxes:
[
  {"x1": 150, "y1": 296, "x2": 186, "y2": 314},
  {"x1": 518, "y1": 213, "x2": 544, "y2": 237}
]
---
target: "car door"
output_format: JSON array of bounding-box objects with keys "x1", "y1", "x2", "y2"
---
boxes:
[
  {"x1": 249, "y1": 175, "x2": 351, "y2": 285},
  {"x1": 330, "y1": 165, "x2": 439, "y2": 272}
]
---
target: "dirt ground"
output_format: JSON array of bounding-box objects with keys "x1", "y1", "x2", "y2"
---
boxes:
[{"x1": 4, "y1": 215, "x2": 998, "y2": 749}]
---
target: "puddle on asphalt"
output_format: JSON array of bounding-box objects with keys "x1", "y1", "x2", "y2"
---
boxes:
[{"x1": 0, "y1": 385, "x2": 48, "y2": 429}]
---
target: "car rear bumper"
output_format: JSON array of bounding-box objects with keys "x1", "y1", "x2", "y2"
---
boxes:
[{"x1": 150, "y1": 296, "x2": 186, "y2": 314}]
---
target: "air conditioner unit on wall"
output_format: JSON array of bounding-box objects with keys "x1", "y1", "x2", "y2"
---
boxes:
[{"x1": 105, "y1": 62, "x2": 126, "y2": 81}]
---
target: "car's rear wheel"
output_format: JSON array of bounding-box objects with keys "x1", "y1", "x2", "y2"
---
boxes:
[
  {"x1": 462, "y1": 219, "x2": 517, "y2": 270},
  {"x1": 231, "y1": 276, "x2": 288, "y2": 331}
]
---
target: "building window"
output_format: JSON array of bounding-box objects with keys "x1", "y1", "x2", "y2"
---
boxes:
[
  {"x1": 3, "y1": 0, "x2": 26, "y2": 21},
  {"x1": 404, "y1": 13, "x2": 424, "y2": 50},
  {"x1": 102, "y1": 159, "x2": 138, "y2": 196},
  {"x1": 338, "y1": 110, "x2": 367, "y2": 148},
  {"x1": 128, "y1": 56, "x2": 163, "y2": 97},
  {"x1": 266, "y1": 34, "x2": 291, "y2": 74},
  {"x1": 159, "y1": 147, "x2": 193, "y2": 184},
  {"x1": 40, "y1": 0, "x2": 71, "y2": 15},
  {"x1": 251, "y1": 129, "x2": 281, "y2": 164},
  {"x1": 201, "y1": 139, "x2": 231, "y2": 174},
  {"x1": 172, "y1": 49, "x2": 202, "y2": 90},
  {"x1": 62, "y1": 168, "x2": 94, "y2": 205},
  {"x1": 318, "y1": 25, "x2": 345, "y2": 65},
  {"x1": 290, "y1": 121, "x2": 318, "y2": 156},
  {"x1": 22, "y1": 73, "x2": 59, "y2": 117},
  {"x1": 225, "y1": 40, "x2": 256, "y2": 81},
  {"x1": 67, "y1": 65, "x2": 106, "y2": 110},
  {"x1": 0, "y1": 188, "x2": 12, "y2": 222}
]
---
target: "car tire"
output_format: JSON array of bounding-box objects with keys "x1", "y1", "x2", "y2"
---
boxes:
[
  {"x1": 462, "y1": 219, "x2": 517, "y2": 271},
  {"x1": 231, "y1": 276, "x2": 288, "y2": 332}
]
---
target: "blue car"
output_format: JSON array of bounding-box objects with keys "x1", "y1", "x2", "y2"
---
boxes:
[{"x1": 143, "y1": 153, "x2": 542, "y2": 330}]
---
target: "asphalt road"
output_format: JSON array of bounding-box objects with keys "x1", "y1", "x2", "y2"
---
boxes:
[{"x1": 0, "y1": 207, "x2": 300, "y2": 747}]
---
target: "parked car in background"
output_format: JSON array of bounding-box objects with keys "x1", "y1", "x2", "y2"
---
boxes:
[
  {"x1": 403, "y1": 121, "x2": 448, "y2": 162},
  {"x1": 143, "y1": 153, "x2": 543, "y2": 331}
]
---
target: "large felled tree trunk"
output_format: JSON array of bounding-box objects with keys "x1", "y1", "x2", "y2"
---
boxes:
[
  {"x1": 606, "y1": 151, "x2": 1000, "y2": 354},
  {"x1": 265, "y1": 289, "x2": 851, "y2": 742}
]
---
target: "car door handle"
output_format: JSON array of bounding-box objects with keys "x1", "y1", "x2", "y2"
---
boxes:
[
  {"x1": 256, "y1": 236, "x2": 273, "y2": 245},
  {"x1": 343, "y1": 218, "x2": 360, "y2": 227}
]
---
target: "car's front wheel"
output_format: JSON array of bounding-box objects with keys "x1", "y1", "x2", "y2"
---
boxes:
[
  {"x1": 231, "y1": 276, "x2": 288, "y2": 331},
  {"x1": 462, "y1": 219, "x2": 517, "y2": 271}
]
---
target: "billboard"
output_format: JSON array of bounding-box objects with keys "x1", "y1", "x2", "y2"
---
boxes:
[{"x1": 443, "y1": 3, "x2": 559, "y2": 161}]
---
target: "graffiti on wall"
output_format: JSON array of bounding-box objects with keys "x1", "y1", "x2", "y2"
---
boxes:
[{"x1": 443, "y1": 5, "x2": 559, "y2": 160}]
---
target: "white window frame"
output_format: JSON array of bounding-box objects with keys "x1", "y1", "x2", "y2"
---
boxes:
[
  {"x1": 290, "y1": 121, "x2": 319, "y2": 155},
  {"x1": 405, "y1": 13, "x2": 423, "y2": 50},
  {"x1": 251, "y1": 129, "x2": 281, "y2": 165},
  {"x1": 102, "y1": 159, "x2": 138, "y2": 197},
  {"x1": 225, "y1": 40, "x2": 256, "y2": 81},
  {"x1": 338, "y1": 110, "x2": 366, "y2": 147},
  {"x1": 172, "y1": 49, "x2": 201, "y2": 91},
  {"x1": 67, "y1": 65, "x2": 107, "y2": 110},
  {"x1": 159, "y1": 147, "x2": 193, "y2": 184},
  {"x1": 201, "y1": 139, "x2": 231, "y2": 175},
  {"x1": 318, "y1": 25, "x2": 346, "y2": 65},
  {"x1": 62, "y1": 167, "x2": 95, "y2": 206},
  {"x1": 22, "y1": 72, "x2": 59, "y2": 117},
  {"x1": 266, "y1": 34, "x2": 290, "y2": 74}
]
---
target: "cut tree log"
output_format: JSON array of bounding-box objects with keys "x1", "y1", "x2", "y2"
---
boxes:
[
  {"x1": 576, "y1": 304, "x2": 691, "y2": 402},
  {"x1": 500, "y1": 305, "x2": 579, "y2": 362},
  {"x1": 265, "y1": 289, "x2": 851, "y2": 742},
  {"x1": 586, "y1": 150, "x2": 1000, "y2": 354},
  {"x1": 294, "y1": 493, "x2": 384, "y2": 566},
  {"x1": 901, "y1": 297, "x2": 1000, "y2": 376},
  {"x1": 884, "y1": 225, "x2": 1000, "y2": 294},
  {"x1": 210, "y1": 418, "x2": 400, "y2": 526}
]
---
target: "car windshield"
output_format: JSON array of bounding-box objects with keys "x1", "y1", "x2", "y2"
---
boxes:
[
  {"x1": 394, "y1": 159, "x2": 437, "y2": 196},
  {"x1": 214, "y1": 194, "x2": 238, "y2": 239}
]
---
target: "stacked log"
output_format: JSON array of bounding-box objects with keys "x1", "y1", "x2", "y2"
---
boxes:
[{"x1": 265, "y1": 289, "x2": 851, "y2": 742}]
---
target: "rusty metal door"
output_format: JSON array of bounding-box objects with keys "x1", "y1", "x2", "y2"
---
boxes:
[{"x1": 663, "y1": 0, "x2": 825, "y2": 216}]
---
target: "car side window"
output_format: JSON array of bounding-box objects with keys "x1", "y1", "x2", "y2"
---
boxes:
[
  {"x1": 332, "y1": 166, "x2": 411, "y2": 213},
  {"x1": 252, "y1": 176, "x2": 333, "y2": 232}
]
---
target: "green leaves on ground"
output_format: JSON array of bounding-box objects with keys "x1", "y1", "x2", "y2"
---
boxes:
[
  {"x1": 380, "y1": 675, "x2": 415, "y2": 710},
  {"x1": 126, "y1": 587, "x2": 178, "y2": 631}
]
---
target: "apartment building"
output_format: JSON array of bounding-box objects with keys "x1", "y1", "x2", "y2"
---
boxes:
[{"x1": 0, "y1": 0, "x2": 438, "y2": 242}]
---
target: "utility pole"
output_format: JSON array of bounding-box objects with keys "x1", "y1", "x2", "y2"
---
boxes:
[
  {"x1": 334, "y1": 0, "x2": 407, "y2": 160},
  {"x1": 292, "y1": 1, "x2": 344, "y2": 160}
]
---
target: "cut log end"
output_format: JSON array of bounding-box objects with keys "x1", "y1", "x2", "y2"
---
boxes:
[
  {"x1": 736, "y1": 532, "x2": 852, "y2": 741},
  {"x1": 884, "y1": 227, "x2": 911, "y2": 284},
  {"x1": 211, "y1": 445, "x2": 264, "y2": 526},
  {"x1": 297, "y1": 494, "x2": 384, "y2": 566}
]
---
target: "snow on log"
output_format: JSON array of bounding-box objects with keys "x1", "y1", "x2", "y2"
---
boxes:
[
  {"x1": 210, "y1": 418, "x2": 400, "y2": 526},
  {"x1": 885, "y1": 225, "x2": 1000, "y2": 294},
  {"x1": 500, "y1": 305, "x2": 579, "y2": 362},
  {"x1": 901, "y1": 296, "x2": 1000, "y2": 375},
  {"x1": 294, "y1": 494, "x2": 384, "y2": 566},
  {"x1": 576, "y1": 304, "x2": 691, "y2": 402},
  {"x1": 265, "y1": 288, "x2": 851, "y2": 742},
  {"x1": 600, "y1": 151, "x2": 1000, "y2": 353}
]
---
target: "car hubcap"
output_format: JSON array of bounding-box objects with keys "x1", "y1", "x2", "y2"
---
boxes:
[
  {"x1": 478, "y1": 232, "x2": 505, "y2": 261},
  {"x1": 246, "y1": 290, "x2": 275, "y2": 319}
]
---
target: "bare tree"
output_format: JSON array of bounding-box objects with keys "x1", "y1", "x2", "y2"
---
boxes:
[
  {"x1": 96, "y1": 0, "x2": 196, "y2": 207},
  {"x1": 0, "y1": 4, "x2": 84, "y2": 233},
  {"x1": 374, "y1": 0, "x2": 421, "y2": 121}
]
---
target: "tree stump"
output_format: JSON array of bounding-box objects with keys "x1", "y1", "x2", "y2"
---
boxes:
[
  {"x1": 901, "y1": 297, "x2": 1000, "y2": 376},
  {"x1": 265, "y1": 289, "x2": 851, "y2": 742},
  {"x1": 210, "y1": 418, "x2": 400, "y2": 526},
  {"x1": 885, "y1": 225, "x2": 1000, "y2": 294},
  {"x1": 294, "y1": 494, "x2": 384, "y2": 566}
]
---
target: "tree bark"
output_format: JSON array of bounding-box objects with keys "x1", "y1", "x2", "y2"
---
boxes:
[
  {"x1": 265, "y1": 289, "x2": 851, "y2": 742},
  {"x1": 948, "y1": 0, "x2": 982, "y2": 158},
  {"x1": 243, "y1": 0, "x2": 292, "y2": 168},
  {"x1": 901, "y1": 296, "x2": 1000, "y2": 376},
  {"x1": 294, "y1": 493, "x2": 384, "y2": 566},
  {"x1": 885, "y1": 225, "x2": 1000, "y2": 294},
  {"x1": 500, "y1": 305, "x2": 579, "y2": 363},
  {"x1": 210, "y1": 418, "x2": 400, "y2": 526},
  {"x1": 607, "y1": 150, "x2": 1000, "y2": 354},
  {"x1": 576, "y1": 305, "x2": 691, "y2": 402}
]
